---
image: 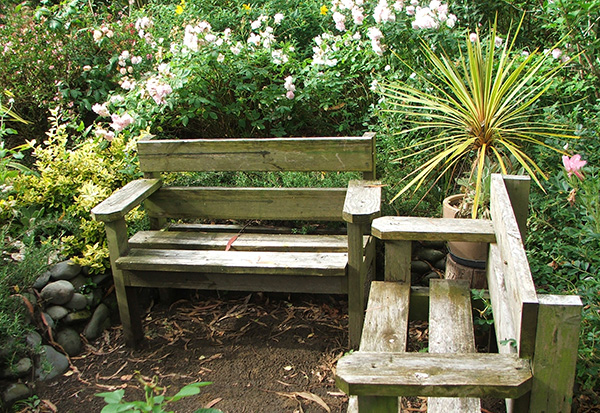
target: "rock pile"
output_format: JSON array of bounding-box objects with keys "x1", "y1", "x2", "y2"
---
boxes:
[{"x1": 0, "y1": 260, "x2": 114, "y2": 407}]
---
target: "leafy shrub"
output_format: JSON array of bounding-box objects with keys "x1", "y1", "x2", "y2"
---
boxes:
[{"x1": 8, "y1": 108, "x2": 144, "y2": 273}]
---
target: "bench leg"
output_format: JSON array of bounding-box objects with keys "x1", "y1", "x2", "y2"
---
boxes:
[
  {"x1": 348, "y1": 223, "x2": 370, "y2": 348},
  {"x1": 105, "y1": 219, "x2": 144, "y2": 346},
  {"x1": 114, "y1": 271, "x2": 144, "y2": 346}
]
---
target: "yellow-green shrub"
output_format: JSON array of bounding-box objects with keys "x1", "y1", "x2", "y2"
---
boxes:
[{"x1": 10, "y1": 108, "x2": 145, "y2": 273}]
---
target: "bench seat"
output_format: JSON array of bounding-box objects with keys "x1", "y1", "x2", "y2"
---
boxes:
[
  {"x1": 128, "y1": 229, "x2": 359, "y2": 252},
  {"x1": 117, "y1": 248, "x2": 348, "y2": 276}
]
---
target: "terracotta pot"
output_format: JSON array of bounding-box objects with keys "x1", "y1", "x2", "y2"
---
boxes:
[{"x1": 442, "y1": 194, "x2": 488, "y2": 267}]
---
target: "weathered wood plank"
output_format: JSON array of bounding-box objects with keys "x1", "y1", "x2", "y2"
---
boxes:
[
  {"x1": 429, "y1": 280, "x2": 475, "y2": 354},
  {"x1": 348, "y1": 222, "x2": 368, "y2": 348},
  {"x1": 137, "y1": 136, "x2": 375, "y2": 173},
  {"x1": 117, "y1": 249, "x2": 348, "y2": 276},
  {"x1": 129, "y1": 231, "x2": 352, "y2": 252},
  {"x1": 354, "y1": 282, "x2": 410, "y2": 411},
  {"x1": 92, "y1": 178, "x2": 162, "y2": 222},
  {"x1": 104, "y1": 220, "x2": 144, "y2": 346},
  {"x1": 428, "y1": 280, "x2": 480, "y2": 412},
  {"x1": 502, "y1": 175, "x2": 531, "y2": 240},
  {"x1": 529, "y1": 294, "x2": 582, "y2": 413},
  {"x1": 167, "y1": 223, "x2": 346, "y2": 235},
  {"x1": 342, "y1": 180, "x2": 382, "y2": 224},
  {"x1": 361, "y1": 281, "x2": 410, "y2": 352},
  {"x1": 490, "y1": 174, "x2": 538, "y2": 359},
  {"x1": 371, "y1": 216, "x2": 496, "y2": 242},
  {"x1": 487, "y1": 244, "x2": 518, "y2": 356},
  {"x1": 145, "y1": 187, "x2": 347, "y2": 221},
  {"x1": 125, "y1": 270, "x2": 348, "y2": 294},
  {"x1": 336, "y1": 352, "x2": 532, "y2": 399},
  {"x1": 384, "y1": 241, "x2": 411, "y2": 283}
]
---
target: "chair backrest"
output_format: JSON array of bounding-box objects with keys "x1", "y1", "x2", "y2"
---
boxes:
[{"x1": 138, "y1": 134, "x2": 376, "y2": 222}]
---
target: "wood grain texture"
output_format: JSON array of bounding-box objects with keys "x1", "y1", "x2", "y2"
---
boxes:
[
  {"x1": 144, "y1": 187, "x2": 347, "y2": 221},
  {"x1": 336, "y1": 352, "x2": 532, "y2": 399},
  {"x1": 116, "y1": 248, "x2": 348, "y2": 276},
  {"x1": 342, "y1": 180, "x2": 382, "y2": 224},
  {"x1": 384, "y1": 241, "x2": 411, "y2": 283},
  {"x1": 360, "y1": 281, "x2": 410, "y2": 352},
  {"x1": 124, "y1": 270, "x2": 348, "y2": 294},
  {"x1": 428, "y1": 280, "x2": 480, "y2": 412},
  {"x1": 529, "y1": 294, "x2": 582, "y2": 413},
  {"x1": 490, "y1": 174, "x2": 538, "y2": 359},
  {"x1": 128, "y1": 231, "x2": 354, "y2": 252},
  {"x1": 91, "y1": 178, "x2": 162, "y2": 222},
  {"x1": 137, "y1": 136, "x2": 375, "y2": 173},
  {"x1": 371, "y1": 216, "x2": 496, "y2": 242}
]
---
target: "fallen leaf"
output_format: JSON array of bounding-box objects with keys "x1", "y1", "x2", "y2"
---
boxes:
[
  {"x1": 206, "y1": 397, "x2": 222, "y2": 408},
  {"x1": 225, "y1": 234, "x2": 239, "y2": 251},
  {"x1": 286, "y1": 391, "x2": 330, "y2": 412}
]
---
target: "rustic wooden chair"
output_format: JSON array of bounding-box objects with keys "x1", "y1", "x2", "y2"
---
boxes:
[
  {"x1": 336, "y1": 175, "x2": 582, "y2": 412},
  {"x1": 92, "y1": 133, "x2": 381, "y2": 347}
]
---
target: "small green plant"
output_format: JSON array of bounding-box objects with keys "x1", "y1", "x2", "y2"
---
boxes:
[
  {"x1": 96, "y1": 374, "x2": 222, "y2": 413},
  {"x1": 471, "y1": 289, "x2": 494, "y2": 330}
]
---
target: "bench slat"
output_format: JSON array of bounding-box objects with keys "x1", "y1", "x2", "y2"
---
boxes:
[
  {"x1": 137, "y1": 136, "x2": 375, "y2": 173},
  {"x1": 145, "y1": 187, "x2": 347, "y2": 221},
  {"x1": 124, "y1": 270, "x2": 348, "y2": 294},
  {"x1": 129, "y1": 231, "x2": 350, "y2": 252},
  {"x1": 117, "y1": 249, "x2": 347, "y2": 276},
  {"x1": 429, "y1": 279, "x2": 480, "y2": 412},
  {"x1": 336, "y1": 352, "x2": 532, "y2": 399},
  {"x1": 371, "y1": 216, "x2": 496, "y2": 242}
]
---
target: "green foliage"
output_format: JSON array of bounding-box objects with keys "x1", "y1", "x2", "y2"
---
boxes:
[
  {"x1": 7, "y1": 108, "x2": 144, "y2": 272},
  {"x1": 0, "y1": 226, "x2": 52, "y2": 368},
  {"x1": 379, "y1": 17, "x2": 576, "y2": 217},
  {"x1": 96, "y1": 375, "x2": 221, "y2": 413}
]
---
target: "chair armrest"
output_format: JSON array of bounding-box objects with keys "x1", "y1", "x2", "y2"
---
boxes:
[
  {"x1": 343, "y1": 180, "x2": 382, "y2": 224},
  {"x1": 91, "y1": 178, "x2": 162, "y2": 223}
]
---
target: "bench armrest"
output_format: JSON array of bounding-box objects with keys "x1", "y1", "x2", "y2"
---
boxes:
[
  {"x1": 91, "y1": 178, "x2": 162, "y2": 222},
  {"x1": 343, "y1": 180, "x2": 382, "y2": 224}
]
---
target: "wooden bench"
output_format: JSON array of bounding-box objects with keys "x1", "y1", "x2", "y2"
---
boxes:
[
  {"x1": 337, "y1": 174, "x2": 583, "y2": 412},
  {"x1": 92, "y1": 134, "x2": 381, "y2": 347}
]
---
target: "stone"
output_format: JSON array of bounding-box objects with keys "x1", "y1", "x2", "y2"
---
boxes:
[
  {"x1": 26, "y1": 331, "x2": 42, "y2": 349},
  {"x1": 423, "y1": 271, "x2": 442, "y2": 284},
  {"x1": 33, "y1": 271, "x2": 52, "y2": 290},
  {"x1": 40, "y1": 280, "x2": 74, "y2": 305},
  {"x1": 35, "y1": 345, "x2": 69, "y2": 381},
  {"x1": 50, "y1": 260, "x2": 81, "y2": 281},
  {"x1": 65, "y1": 293, "x2": 88, "y2": 310},
  {"x1": 1, "y1": 357, "x2": 33, "y2": 379},
  {"x1": 41, "y1": 312, "x2": 55, "y2": 330},
  {"x1": 62, "y1": 309, "x2": 92, "y2": 324},
  {"x1": 415, "y1": 248, "x2": 446, "y2": 263},
  {"x1": 2, "y1": 383, "x2": 31, "y2": 405},
  {"x1": 56, "y1": 328, "x2": 82, "y2": 356},
  {"x1": 434, "y1": 256, "x2": 447, "y2": 271},
  {"x1": 421, "y1": 240, "x2": 446, "y2": 249},
  {"x1": 46, "y1": 305, "x2": 69, "y2": 321},
  {"x1": 83, "y1": 303, "x2": 110, "y2": 340},
  {"x1": 410, "y1": 260, "x2": 431, "y2": 275},
  {"x1": 85, "y1": 288, "x2": 103, "y2": 308},
  {"x1": 69, "y1": 275, "x2": 88, "y2": 292},
  {"x1": 92, "y1": 272, "x2": 111, "y2": 285}
]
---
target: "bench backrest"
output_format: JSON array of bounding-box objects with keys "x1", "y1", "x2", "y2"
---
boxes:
[
  {"x1": 138, "y1": 134, "x2": 376, "y2": 222},
  {"x1": 137, "y1": 135, "x2": 376, "y2": 175}
]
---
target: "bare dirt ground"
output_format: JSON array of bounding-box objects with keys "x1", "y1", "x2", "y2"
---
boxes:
[{"x1": 23, "y1": 291, "x2": 509, "y2": 413}]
